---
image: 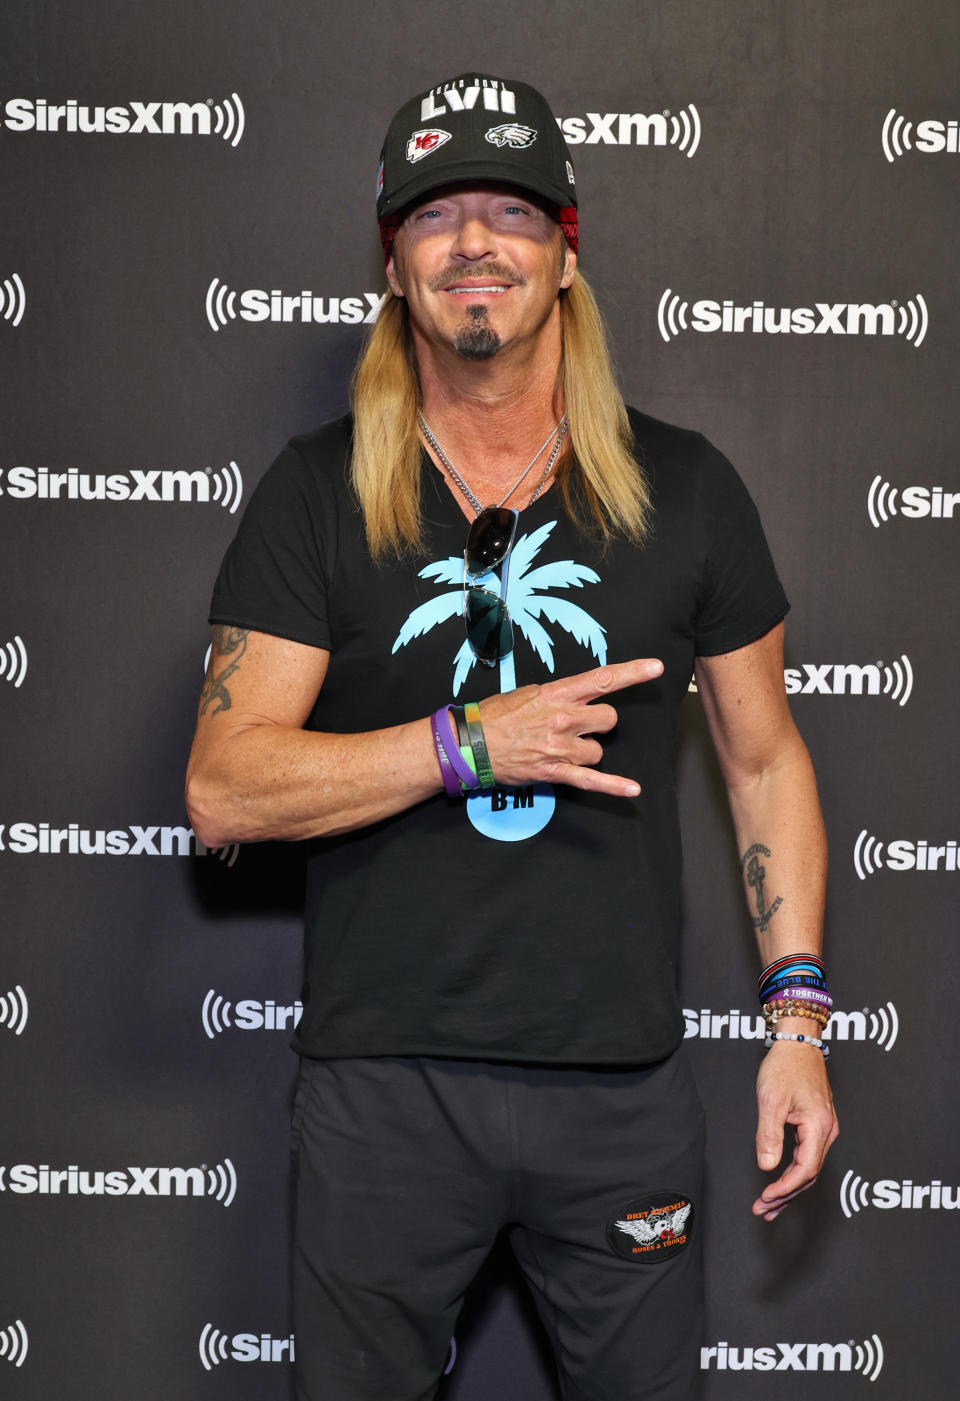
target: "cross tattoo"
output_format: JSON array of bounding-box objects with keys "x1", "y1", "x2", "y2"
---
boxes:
[{"x1": 746, "y1": 853, "x2": 767, "y2": 923}]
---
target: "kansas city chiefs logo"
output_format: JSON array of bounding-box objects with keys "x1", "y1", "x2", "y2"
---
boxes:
[
  {"x1": 405, "y1": 128, "x2": 452, "y2": 163},
  {"x1": 485, "y1": 123, "x2": 538, "y2": 149}
]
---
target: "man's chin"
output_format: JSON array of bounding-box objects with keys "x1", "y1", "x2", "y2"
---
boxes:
[{"x1": 452, "y1": 326, "x2": 502, "y2": 360}]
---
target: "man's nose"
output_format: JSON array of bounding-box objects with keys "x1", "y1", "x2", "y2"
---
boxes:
[{"x1": 450, "y1": 214, "x2": 496, "y2": 261}]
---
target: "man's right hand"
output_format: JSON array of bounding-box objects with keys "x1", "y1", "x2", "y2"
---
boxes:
[{"x1": 478, "y1": 658, "x2": 664, "y2": 797}]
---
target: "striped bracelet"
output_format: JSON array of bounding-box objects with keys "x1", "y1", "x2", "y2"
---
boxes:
[{"x1": 460, "y1": 701, "x2": 496, "y2": 789}]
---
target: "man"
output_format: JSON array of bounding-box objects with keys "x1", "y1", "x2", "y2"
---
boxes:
[{"x1": 186, "y1": 72, "x2": 837, "y2": 1401}]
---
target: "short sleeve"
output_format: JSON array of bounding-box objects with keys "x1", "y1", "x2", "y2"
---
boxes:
[
  {"x1": 692, "y1": 437, "x2": 789, "y2": 657},
  {"x1": 208, "y1": 440, "x2": 336, "y2": 650}
]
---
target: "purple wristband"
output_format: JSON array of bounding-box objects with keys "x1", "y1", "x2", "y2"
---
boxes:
[
  {"x1": 431, "y1": 706, "x2": 478, "y2": 792},
  {"x1": 431, "y1": 709, "x2": 464, "y2": 798},
  {"x1": 764, "y1": 988, "x2": 834, "y2": 1008}
]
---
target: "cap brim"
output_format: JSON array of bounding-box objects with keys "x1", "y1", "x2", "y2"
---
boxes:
[{"x1": 378, "y1": 159, "x2": 576, "y2": 219}]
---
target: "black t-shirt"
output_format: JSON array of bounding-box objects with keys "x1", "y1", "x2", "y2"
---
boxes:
[{"x1": 210, "y1": 408, "x2": 788, "y2": 1065}]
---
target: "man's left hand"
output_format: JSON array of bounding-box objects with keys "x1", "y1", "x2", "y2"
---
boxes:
[{"x1": 752, "y1": 1039, "x2": 839, "y2": 1220}]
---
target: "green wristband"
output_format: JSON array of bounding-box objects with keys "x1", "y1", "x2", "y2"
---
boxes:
[
  {"x1": 463, "y1": 701, "x2": 496, "y2": 789},
  {"x1": 458, "y1": 744, "x2": 478, "y2": 793}
]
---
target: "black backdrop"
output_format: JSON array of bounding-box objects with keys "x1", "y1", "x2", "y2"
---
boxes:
[{"x1": 2, "y1": 3, "x2": 958, "y2": 1396}]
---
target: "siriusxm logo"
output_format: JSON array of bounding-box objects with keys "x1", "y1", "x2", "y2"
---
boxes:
[
  {"x1": 206, "y1": 279, "x2": 383, "y2": 332},
  {"x1": 0, "y1": 1160, "x2": 237, "y2": 1206},
  {"x1": 854, "y1": 830, "x2": 957, "y2": 879},
  {"x1": 841, "y1": 1170, "x2": 960, "y2": 1217},
  {"x1": 1, "y1": 95, "x2": 244, "y2": 145},
  {"x1": 555, "y1": 107, "x2": 700, "y2": 156},
  {"x1": 684, "y1": 1004, "x2": 899, "y2": 1051},
  {"x1": 199, "y1": 1325, "x2": 294, "y2": 1369},
  {"x1": 702, "y1": 1335, "x2": 883, "y2": 1379},
  {"x1": 0, "y1": 1320, "x2": 28, "y2": 1368},
  {"x1": 0, "y1": 635, "x2": 27, "y2": 688},
  {"x1": 200, "y1": 1326, "x2": 456, "y2": 1374},
  {"x1": 784, "y1": 657, "x2": 913, "y2": 706},
  {"x1": 0, "y1": 986, "x2": 28, "y2": 1036},
  {"x1": 883, "y1": 109, "x2": 960, "y2": 161},
  {"x1": 0, "y1": 463, "x2": 243, "y2": 512},
  {"x1": 658, "y1": 290, "x2": 928, "y2": 346},
  {"x1": 0, "y1": 822, "x2": 238, "y2": 865},
  {"x1": 0, "y1": 273, "x2": 25, "y2": 327},
  {"x1": 202, "y1": 990, "x2": 303, "y2": 1038},
  {"x1": 868, "y1": 476, "x2": 960, "y2": 526},
  {"x1": 689, "y1": 659, "x2": 913, "y2": 706}
]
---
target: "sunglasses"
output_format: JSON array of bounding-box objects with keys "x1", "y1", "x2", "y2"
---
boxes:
[{"x1": 463, "y1": 506, "x2": 518, "y2": 665}]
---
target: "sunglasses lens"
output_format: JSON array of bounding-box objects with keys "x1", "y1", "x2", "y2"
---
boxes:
[
  {"x1": 465, "y1": 507, "x2": 517, "y2": 576},
  {"x1": 465, "y1": 588, "x2": 514, "y2": 665}
]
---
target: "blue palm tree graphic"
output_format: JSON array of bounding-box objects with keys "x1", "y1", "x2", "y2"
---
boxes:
[{"x1": 392, "y1": 521, "x2": 607, "y2": 840}]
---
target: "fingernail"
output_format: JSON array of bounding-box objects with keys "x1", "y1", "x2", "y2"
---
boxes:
[
  {"x1": 625, "y1": 783, "x2": 641, "y2": 797},
  {"x1": 759, "y1": 1153, "x2": 777, "y2": 1169}
]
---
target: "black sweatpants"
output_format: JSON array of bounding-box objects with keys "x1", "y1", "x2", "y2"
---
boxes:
[{"x1": 291, "y1": 1051, "x2": 705, "y2": 1401}]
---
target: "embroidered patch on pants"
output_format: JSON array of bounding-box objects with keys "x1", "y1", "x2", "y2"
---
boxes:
[{"x1": 606, "y1": 1191, "x2": 695, "y2": 1262}]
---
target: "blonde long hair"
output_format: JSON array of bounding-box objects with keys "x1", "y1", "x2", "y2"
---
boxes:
[{"x1": 349, "y1": 271, "x2": 652, "y2": 558}]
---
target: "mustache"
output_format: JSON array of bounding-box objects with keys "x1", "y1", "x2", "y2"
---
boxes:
[{"x1": 428, "y1": 261, "x2": 526, "y2": 292}]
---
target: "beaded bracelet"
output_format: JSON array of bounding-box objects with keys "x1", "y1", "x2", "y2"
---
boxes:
[
  {"x1": 763, "y1": 992, "x2": 833, "y2": 1015},
  {"x1": 764, "y1": 1000, "x2": 830, "y2": 1022},
  {"x1": 765, "y1": 1030, "x2": 829, "y2": 1057},
  {"x1": 764, "y1": 1004, "x2": 830, "y2": 1030}
]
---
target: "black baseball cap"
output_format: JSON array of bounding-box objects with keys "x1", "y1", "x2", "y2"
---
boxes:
[{"x1": 376, "y1": 73, "x2": 577, "y2": 220}]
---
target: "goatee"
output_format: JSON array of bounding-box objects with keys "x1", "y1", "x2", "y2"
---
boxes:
[{"x1": 453, "y1": 304, "x2": 502, "y2": 360}]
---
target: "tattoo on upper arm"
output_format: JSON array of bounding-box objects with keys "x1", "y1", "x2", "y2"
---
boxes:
[
  {"x1": 200, "y1": 626, "x2": 249, "y2": 716},
  {"x1": 741, "y1": 842, "x2": 784, "y2": 931}
]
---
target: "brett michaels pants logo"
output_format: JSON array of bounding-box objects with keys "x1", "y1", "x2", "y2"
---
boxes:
[
  {"x1": 868, "y1": 476, "x2": 960, "y2": 526},
  {"x1": 702, "y1": 1336, "x2": 884, "y2": 1379},
  {"x1": 554, "y1": 107, "x2": 700, "y2": 156},
  {"x1": 657, "y1": 290, "x2": 928, "y2": 345},
  {"x1": 0, "y1": 463, "x2": 243, "y2": 512},
  {"x1": 206, "y1": 279, "x2": 384, "y2": 331},
  {"x1": 0, "y1": 95, "x2": 245, "y2": 145},
  {"x1": 841, "y1": 1170, "x2": 960, "y2": 1216},
  {"x1": 684, "y1": 1004, "x2": 899, "y2": 1051},
  {"x1": 0, "y1": 1320, "x2": 28, "y2": 1368},
  {"x1": 882, "y1": 109, "x2": 960, "y2": 161},
  {"x1": 854, "y1": 830, "x2": 957, "y2": 878},
  {"x1": 0, "y1": 823, "x2": 239, "y2": 866},
  {"x1": 0, "y1": 1160, "x2": 237, "y2": 1205},
  {"x1": 202, "y1": 990, "x2": 303, "y2": 1037}
]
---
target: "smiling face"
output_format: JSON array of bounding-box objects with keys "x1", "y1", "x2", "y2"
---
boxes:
[{"x1": 386, "y1": 183, "x2": 576, "y2": 367}]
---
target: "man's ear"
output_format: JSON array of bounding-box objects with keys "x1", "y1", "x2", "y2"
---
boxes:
[
  {"x1": 560, "y1": 244, "x2": 577, "y2": 290},
  {"x1": 386, "y1": 254, "x2": 405, "y2": 299}
]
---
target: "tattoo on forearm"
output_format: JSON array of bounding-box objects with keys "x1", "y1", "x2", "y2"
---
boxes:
[
  {"x1": 200, "y1": 626, "x2": 249, "y2": 715},
  {"x1": 741, "y1": 842, "x2": 784, "y2": 931}
]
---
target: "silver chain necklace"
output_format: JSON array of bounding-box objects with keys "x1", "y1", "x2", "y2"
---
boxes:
[{"x1": 417, "y1": 408, "x2": 568, "y2": 516}]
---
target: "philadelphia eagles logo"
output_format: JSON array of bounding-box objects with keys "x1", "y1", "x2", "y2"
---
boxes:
[{"x1": 485, "y1": 123, "x2": 537, "y2": 149}]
